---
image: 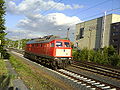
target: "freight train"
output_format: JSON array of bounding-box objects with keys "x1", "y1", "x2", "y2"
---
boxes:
[{"x1": 24, "y1": 35, "x2": 73, "y2": 69}]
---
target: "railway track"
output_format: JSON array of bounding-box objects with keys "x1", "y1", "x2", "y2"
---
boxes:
[
  {"x1": 7, "y1": 48, "x2": 120, "y2": 89},
  {"x1": 57, "y1": 69, "x2": 118, "y2": 90},
  {"x1": 8, "y1": 48, "x2": 120, "y2": 80},
  {"x1": 72, "y1": 61, "x2": 120, "y2": 80}
]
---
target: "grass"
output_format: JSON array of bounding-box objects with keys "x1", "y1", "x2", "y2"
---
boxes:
[
  {"x1": 9, "y1": 55, "x2": 62, "y2": 90},
  {"x1": 0, "y1": 59, "x2": 8, "y2": 75},
  {"x1": 0, "y1": 59, "x2": 11, "y2": 89}
]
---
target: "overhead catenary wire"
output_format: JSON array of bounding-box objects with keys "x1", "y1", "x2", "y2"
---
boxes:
[
  {"x1": 41, "y1": 0, "x2": 112, "y2": 16},
  {"x1": 41, "y1": 7, "x2": 120, "y2": 29},
  {"x1": 47, "y1": 7, "x2": 120, "y2": 32},
  {"x1": 107, "y1": 7, "x2": 120, "y2": 12},
  {"x1": 41, "y1": 0, "x2": 63, "y2": 15},
  {"x1": 81, "y1": 7, "x2": 120, "y2": 21},
  {"x1": 54, "y1": 0, "x2": 115, "y2": 27},
  {"x1": 40, "y1": 0, "x2": 120, "y2": 39},
  {"x1": 63, "y1": 7, "x2": 120, "y2": 38},
  {"x1": 71, "y1": 0, "x2": 112, "y2": 16},
  {"x1": 66, "y1": 7, "x2": 120, "y2": 25},
  {"x1": 40, "y1": 0, "x2": 115, "y2": 20}
]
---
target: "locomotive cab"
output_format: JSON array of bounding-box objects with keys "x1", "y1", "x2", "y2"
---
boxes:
[
  {"x1": 55, "y1": 40, "x2": 72, "y2": 58},
  {"x1": 52, "y1": 40, "x2": 73, "y2": 68}
]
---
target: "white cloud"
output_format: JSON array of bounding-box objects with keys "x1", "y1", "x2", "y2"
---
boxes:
[
  {"x1": 6, "y1": 12, "x2": 82, "y2": 40},
  {"x1": 46, "y1": 13, "x2": 80, "y2": 25},
  {"x1": 5, "y1": 27, "x2": 44, "y2": 40},
  {"x1": 73, "y1": 4, "x2": 84, "y2": 9},
  {"x1": 5, "y1": 0, "x2": 84, "y2": 41},
  {"x1": 5, "y1": 1, "x2": 18, "y2": 14},
  {"x1": 16, "y1": 13, "x2": 82, "y2": 40},
  {"x1": 18, "y1": 13, "x2": 81, "y2": 31},
  {"x1": 5, "y1": 0, "x2": 84, "y2": 15}
]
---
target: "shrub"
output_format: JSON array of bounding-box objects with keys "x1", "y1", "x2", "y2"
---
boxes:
[
  {"x1": 72, "y1": 49, "x2": 80, "y2": 60},
  {"x1": 107, "y1": 45, "x2": 116, "y2": 56},
  {"x1": 79, "y1": 48, "x2": 89, "y2": 61},
  {"x1": 88, "y1": 49, "x2": 95, "y2": 62},
  {"x1": 109, "y1": 53, "x2": 120, "y2": 67},
  {"x1": 73, "y1": 46, "x2": 120, "y2": 67}
]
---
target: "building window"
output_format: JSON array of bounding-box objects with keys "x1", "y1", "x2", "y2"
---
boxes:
[
  {"x1": 112, "y1": 39, "x2": 118, "y2": 43},
  {"x1": 79, "y1": 28, "x2": 84, "y2": 39},
  {"x1": 112, "y1": 32, "x2": 119, "y2": 36},
  {"x1": 115, "y1": 24, "x2": 120, "y2": 29},
  {"x1": 113, "y1": 45, "x2": 117, "y2": 48},
  {"x1": 113, "y1": 26, "x2": 116, "y2": 29},
  {"x1": 112, "y1": 24, "x2": 120, "y2": 31}
]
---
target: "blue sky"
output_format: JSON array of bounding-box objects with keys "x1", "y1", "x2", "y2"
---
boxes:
[{"x1": 5, "y1": 0, "x2": 120, "y2": 41}]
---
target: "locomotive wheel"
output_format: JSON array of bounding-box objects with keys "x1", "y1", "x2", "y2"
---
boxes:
[
  {"x1": 51, "y1": 64, "x2": 57, "y2": 70},
  {"x1": 53, "y1": 66, "x2": 57, "y2": 70},
  {"x1": 69, "y1": 60, "x2": 72, "y2": 65},
  {"x1": 24, "y1": 52, "x2": 28, "y2": 58},
  {"x1": 51, "y1": 61, "x2": 58, "y2": 70}
]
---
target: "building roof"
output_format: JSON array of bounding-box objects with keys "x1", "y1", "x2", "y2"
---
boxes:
[{"x1": 76, "y1": 14, "x2": 120, "y2": 25}]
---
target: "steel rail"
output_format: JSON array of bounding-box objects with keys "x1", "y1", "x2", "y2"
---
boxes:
[
  {"x1": 57, "y1": 69, "x2": 119, "y2": 90},
  {"x1": 72, "y1": 61, "x2": 120, "y2": 80}
]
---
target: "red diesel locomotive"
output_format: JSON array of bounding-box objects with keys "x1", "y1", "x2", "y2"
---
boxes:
[{"x1": 24, "y1": 35, "x2": 73, "y2": 69}]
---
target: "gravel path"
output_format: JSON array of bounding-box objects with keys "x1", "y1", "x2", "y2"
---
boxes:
[{"x1": 4, "y1": 59, "x2": 29, "y2": 90}]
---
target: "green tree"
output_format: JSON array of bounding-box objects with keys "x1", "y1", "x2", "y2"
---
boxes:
[
  {"x1": 107, "y1": 45, "x2": 116, "y2": 56},
  {"x1": 5, "y1": 38, "x2": 30, "y2": 50},
  {"x1": 0, "y1": 0, "x2": 6, "y2": 58},
  {"x1": 88, "y1": 49, "x2": 95, "y2": 62},
  {"x1": 109, "y1": 53, "x2": 120, "y2": 66},
  {"x1": 21, "y1": 39, "x2": 30, "y2": 49},
  {"x1": 93, "y1": 49, "x2": 103, "y2": 63},
  {"x1": 79, "y1": 48, "x2": 89, "y2": 61},
  {"x1": 72, "y1": 49, "x2": 80, "y2": 60}
]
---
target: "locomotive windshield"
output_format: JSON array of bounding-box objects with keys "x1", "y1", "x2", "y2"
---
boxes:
[
  {"x1": 56, "y1": 41, "x2": 70, "y2": 47},
  {"x1": 51, "y1": 43, "x2": 54, "y2": 47},
  {"x1": 64, "y1": 42, "x2": 70, "y2": 47},
  {"x1": 56, "y1": 41, "x2": 63, "y2": 47}
]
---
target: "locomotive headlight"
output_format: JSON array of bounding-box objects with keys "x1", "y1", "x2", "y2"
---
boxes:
[
  {"x1": 55, "y1": 57, "x2": 58, "y2": 60},
  {"x1": 69, "y1": 58, "x2": 72, "y2": 59}
]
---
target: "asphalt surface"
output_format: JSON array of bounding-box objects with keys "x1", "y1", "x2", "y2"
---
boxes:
[{"x1": 4, "y1": 59, "x2": 28, "y2": 90}]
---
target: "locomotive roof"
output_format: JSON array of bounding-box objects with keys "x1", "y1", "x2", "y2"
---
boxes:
[{"x1": 26, "y1": 38, "x2": 69, "y2": 44}]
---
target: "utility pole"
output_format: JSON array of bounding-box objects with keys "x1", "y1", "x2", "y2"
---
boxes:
[
  {"x1": 89, "y1": 29, "x2": 92, "y2": 49},
  {"x1": 67, "y1": 28, "x2": 70, "y2": 40},
  {"x1": 18, "y1": 32, "x2": 21, "y2": 49},
  {"x1": 18, "y1": 40, "x2": 20, "y2": 49},
  {"x1": 101, "y1": 11, "x2": 106, "y2": 48}
]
